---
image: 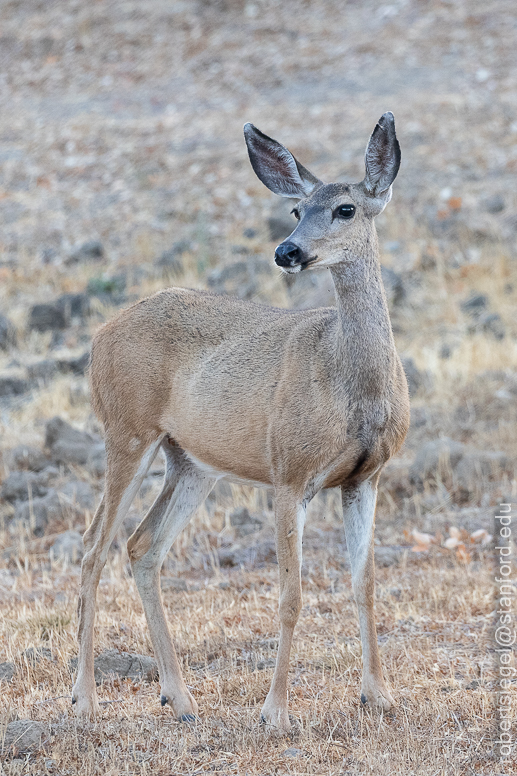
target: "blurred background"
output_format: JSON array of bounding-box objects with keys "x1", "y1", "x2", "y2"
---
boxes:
[{"x1": 0, "y1": 1, "x2": 515, "y2": 772}]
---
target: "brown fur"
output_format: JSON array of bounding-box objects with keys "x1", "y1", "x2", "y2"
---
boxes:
[{"x1": 72, "y1": 113, "x2": 410, "y2": 731}]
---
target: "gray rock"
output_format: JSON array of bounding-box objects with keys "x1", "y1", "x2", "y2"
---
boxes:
[
  {"x1": 58, "y1": 480, "x2": 95, "y2": 511},
  {"x1": 409, "y1": 437, "x2": 466, "y2": 486},
  {"x1": 14, "y1": 481, "x2": 93, "y2": 536},
  {"x1": 461, "y1": 293, "x2": 488, "y2": 318},
  {"x1": 282, "y1": 747, "x2": 303, "y2": 757},
  {"x1": 381, "y1": 266, "x2": 404, "y2": 308},
  {"x1": 70, "y1": 650, "x2": 158, "y2": 684},
  {"x1": 375, "y1": 545, "x2": 406, "y2": 567},
  {"x1": 206, "y1": 259, "x2": 272, "y2": 300},
  {"x1": 14, "y1": 490, "x2": 64, "y2": 536},
  {"x1": 482, "y1": 194, "x2": 505, "y2": 214},
  {"x1": 28, "y1": 303, "x2": 66, "y2": 332},
  {"x1": 409, "y1": 438, "x2": 508, "y2": 493},
  {"x1": 50, "y1": 530, "x2": 84, "y2": 562},
  {"x1": 6, "y1": 446, "x2": 49, "y2": 472},
  {"x1": 478, "y1": 312, "x2": 505, "y2": 340},
  {"x1": 23, "y1": 647, "x2": 53, "y2": 665},
  {"x1": 401, "y1": 356, "x2": 432, "y2": 397},
  {"x1": 66, "y1": 240, "x2": 104, "y2": 265},
  {"x1": 156, "y1": 241, "x2": 191, "y2": 272},
  {"x1": 217, "y1": 540, "x2": 276, "y2": 568},
  {"x1": 0, "y1": 313, "x2": 16, "y2": 350},
  {"x1": 230, "y1": 506, "x2": 263, "y2": 537},
  {"x1": 1, "y1": 470, "x2": 51, "y2": 502},
  {"x1": 0, "y1": 661, "x2": 15, "y2": 682},
  {"x1": 0, "y1": 373, "x2": 30, "y2": 397},
  {"x1": 161, "y1": 577, "x2": 188, "y2": 592},
  {"x1": 1, "y1": 720, "x2": 47, "y2": 752},
  {"x1": 44, "y1": 416, "x2": 105, "y2": 471},
  {"x1": 454, "y1": 451, "x2": 508, "y2": 494},
  {"x1": 55, "y1": 293, "x2": 90, "y2": 321},
  {"x1": 57, "y1": 351, "x2": 90, "y2": 376},
  {"x1": 27, "y1": 359, "x2": 58, "y2": 384}
]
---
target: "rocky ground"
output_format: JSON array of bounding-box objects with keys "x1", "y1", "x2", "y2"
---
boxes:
[{"x1": 0, "y1": 1, "x2": 516, "y2": 774}]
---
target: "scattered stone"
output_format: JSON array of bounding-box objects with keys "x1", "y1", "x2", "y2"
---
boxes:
[
  {"x1": 161, "y1": 577, "x2": 188, "y2": 592},
  {"x1": 401, "y1": 356, "x2": 432, "y2": 397},
  {"x1": 14, "y1": 491, "x2": 64, "y2": 536},
  {"x1": 55, "y1": 292, "x2": 90, "y2": 321},
  {"x1": 243, "y1": 228, "x2": 257, "y2": 239},
  {"x1": 206, "y1": 259, "x2": 272, "y2": 300},
  {"x1": 66, "y1": 240, "x2": 104, "y2": 265},
  {"x1": 381, "y1": 266, "x2": 405, "y2": 308},
  {"x1": 409, "y1": 437, "x2": 465, "y2": 486},
  {"x1": 375, "y1": 545, "x2": 405, "y2": 567},
  {"x1": 0, "y1": 470, "x2": 52, "y2": 502},
  {"x1": 229, "y1": 506, "x2": 263, "y2": 537},
  {"x1": 460, "y1": 293, "x2": 488, "y2": 318},
  {"x1": 477, "y1": 312, "x2": 505, "y2": 340},
  {"x1": 1, "y1": 720, "x2": 47, "y2": 752},
  {"x1": 23, "y1": 647, "x2": 53, "y2": 665},
  {"x1": 410, "y1": 438, "x2": 508, "y2": 493},
  {"x1": 0, "y1": 313, "x2": 16, "y2": 350},
  {"x1": 44, "y1": 416, "x2": 105, "y2": 473},
  {"x1": 14, "y1": 481, "x2": 93, "y2": 536},
  {"x1": 50, "y1": 530, "x2": 84, "y2": 562},
  {"x1": 56, "y1": 351, "x2": 90, "y2": 376},
  {"x1": 70, "y1": 650, "x2": 158, "y2": 684},
  {"x1": 282, "y1": 747, "x2": 303, "y2": 757},
  {"x1": 482, "y1": 194, "x2": 505, "y2": 214},
  {"x1": 454, "y1": 450, "x2": 508, "y2": 494},
  {"x1": 156, "y1": 240, "x2": 191, "y2": 271},
  {"x1": 0, "y1": 372, "x2": 30, "y2": 397},
  {"x1": 28, "y1": 302, "x2": 66, "y2": 332},
  {"x1": 6, "y1": 445, "x2": 49, "y2": 472},
  {"x1": 0, "y1": 661, "x2": 15, "y2": 682},
  {"x1": 217, "y1": 540, "x2": 276, "y2": 568}
]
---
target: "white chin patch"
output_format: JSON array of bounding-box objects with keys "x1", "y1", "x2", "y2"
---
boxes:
[{"x1": 281, "y1": 264, "x2": 302, "y2": 274}]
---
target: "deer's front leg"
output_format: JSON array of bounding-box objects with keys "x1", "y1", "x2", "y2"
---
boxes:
[
  {"x1": 261, "y1": 489, "x2": 305, "y2": 732},
  {"x1": 342, "y1": 478, "x2": 394, "y2": 711}
]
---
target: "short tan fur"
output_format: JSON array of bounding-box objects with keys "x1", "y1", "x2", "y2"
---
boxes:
[{"x1": 72, "y1": 112, "x2": 410, "y2": 731}]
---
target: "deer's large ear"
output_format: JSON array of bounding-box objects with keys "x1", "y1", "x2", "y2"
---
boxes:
[
  {"x1": 363, "y1": 112, "x2": 401, "y2": 197},
  {"x1": 244, "y1": 123, "x2": 322, "y2": 198}
]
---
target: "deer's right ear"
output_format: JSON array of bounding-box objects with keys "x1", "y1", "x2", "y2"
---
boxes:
[{"x1": 244, "y1": 123, "x2": 321, "y2": 198}]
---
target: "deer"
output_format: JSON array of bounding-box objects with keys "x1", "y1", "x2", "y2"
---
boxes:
[{"x1": 71, "y1": 112, "x2": 410, "y2": 732}]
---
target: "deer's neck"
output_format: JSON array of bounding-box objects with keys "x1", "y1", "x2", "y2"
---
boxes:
[{"x1": 329, "y1": 230, "x2": 395, "y2": 400}]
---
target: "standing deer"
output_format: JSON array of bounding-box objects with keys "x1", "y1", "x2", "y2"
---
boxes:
[{"x1": 72, "y1": 112, "x2": 409, "y2": 731}]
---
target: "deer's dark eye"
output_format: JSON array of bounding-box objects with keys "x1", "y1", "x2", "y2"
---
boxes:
[
  {"x1": 335, "y1": 204, "x2": 356, "y2": 219},
  {"x1": 291, "y1": 208, "x2": 300, "y2": 220}
]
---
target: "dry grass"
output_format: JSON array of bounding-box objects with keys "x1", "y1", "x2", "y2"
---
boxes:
[{"x1": 0, "y1": 521, "x2": 499, "y2": 775}]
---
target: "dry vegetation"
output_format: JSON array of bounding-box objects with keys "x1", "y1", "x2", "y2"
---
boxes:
[{"x1": 0, "y1": 0, "x2": 516, "y2": 774}]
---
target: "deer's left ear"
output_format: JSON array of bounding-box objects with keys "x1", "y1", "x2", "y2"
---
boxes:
[
  {"x1": 244, "y1": 123, "x2": 322, "y2": 198},
  {"x1": 363, "y1": 112, "x2": 401, "y2": 197}
]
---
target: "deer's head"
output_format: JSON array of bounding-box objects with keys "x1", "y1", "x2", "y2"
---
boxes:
[{"x1": 244, "y1": 112, "x2": 401, "y2": 273}]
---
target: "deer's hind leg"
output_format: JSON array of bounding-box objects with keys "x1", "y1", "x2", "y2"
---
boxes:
[
  {"x1": 127, "y1": 441, "x2": 216, "y2": 720},
  {"x1": 72, "y1": 434, "x2": 162, "y2": 716}
]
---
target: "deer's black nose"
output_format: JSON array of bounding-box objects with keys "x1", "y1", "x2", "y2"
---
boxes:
[{"x1": 275, "y1": 242, "x2": 301, "y2": 267}]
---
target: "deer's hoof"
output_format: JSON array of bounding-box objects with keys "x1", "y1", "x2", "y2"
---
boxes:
[
  {"x1": 160, "y1": 688, "x2": 199, "y2": 721},
  {"x1": 360, "y1": 684, "x2": 395, "y2": 712},
  {"x1": 260, "y1": 701, "x2": 291, "y2": 732},
  {"x1": 71, "y1": 691, "x2": 100, "y2": 718}
]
